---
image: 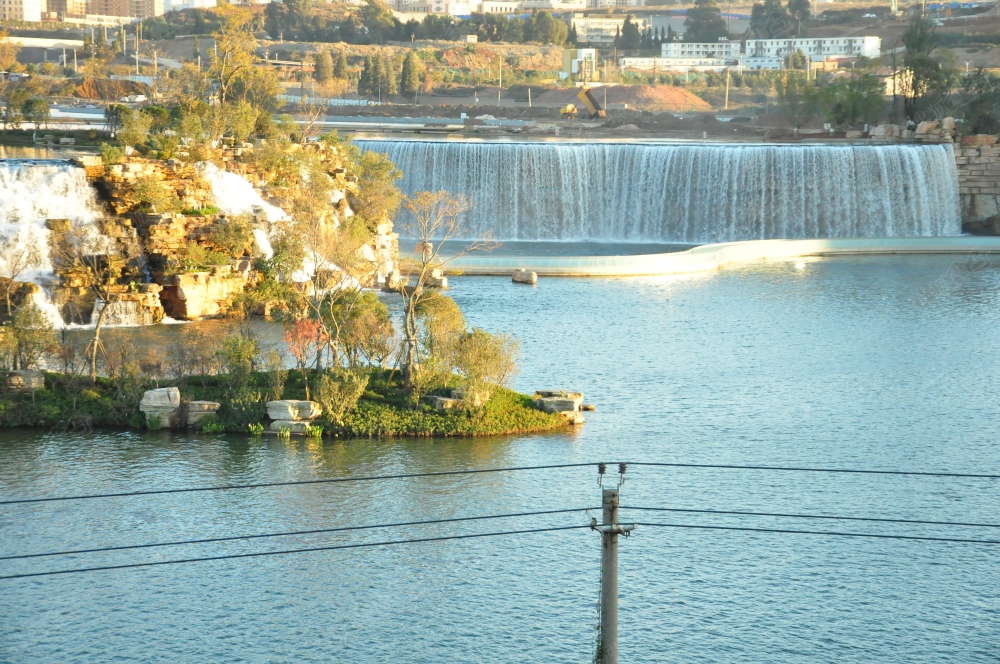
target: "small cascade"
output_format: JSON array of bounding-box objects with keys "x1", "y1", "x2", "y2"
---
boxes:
[
  {"x1": 0, "y1": 161, "x2": 106, "y2": 327},
  {"x1": 356, "y1": 140, "x2": 963, "y2": 242},
  {"x1": 199, "y1": 162, "x2": 289, "y2": 223},
  {"x1": 91, "y1": 298, "x2": 155, "y2": 327}
]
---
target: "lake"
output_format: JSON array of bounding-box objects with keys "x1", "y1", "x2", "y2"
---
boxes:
[{"x1": 1, "y1": 254, "x2": 998, "y2": 662}]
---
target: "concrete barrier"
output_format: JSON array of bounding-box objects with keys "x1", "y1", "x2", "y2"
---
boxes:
[{"x1": 441, "y1": 237, "x2": 1000, "y2": 277}]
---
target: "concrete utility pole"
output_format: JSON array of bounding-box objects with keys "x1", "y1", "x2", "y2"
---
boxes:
[{"x1": 593, "y1": 465, "x2": 635, "y2": 664}]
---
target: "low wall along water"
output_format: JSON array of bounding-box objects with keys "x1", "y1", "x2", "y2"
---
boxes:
[{"x1": 356, "y1": 139, "x2": 963, "y2": 243}]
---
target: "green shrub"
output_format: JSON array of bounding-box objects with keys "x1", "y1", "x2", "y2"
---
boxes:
[{"x1": 100, "y1": 143, "x2": 124, "y2": 165}]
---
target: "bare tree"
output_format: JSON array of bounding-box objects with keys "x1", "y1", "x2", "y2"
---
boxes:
[
  {"x1": 57, "y1": 225, "x2": 141, "y2": 382},
  {"x1": 0, "y1": 231, "x2": 42, "y2": 316},
  {"x1": 395, "y1": 191, "x2": 494, "y2": 385}
]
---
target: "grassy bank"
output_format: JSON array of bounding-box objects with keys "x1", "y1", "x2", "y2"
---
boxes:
[{"x1": 0, "y1": 370, "x2": 566, "y2": 438}]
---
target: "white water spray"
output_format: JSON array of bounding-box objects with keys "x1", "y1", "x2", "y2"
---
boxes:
[{"x1": 0, "y1": 161, "x2": 106, "y2": 327}]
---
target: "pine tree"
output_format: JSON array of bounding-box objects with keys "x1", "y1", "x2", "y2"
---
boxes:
[
  {"x1": 400, "y1": 51, "x2": 423, "y2": 96},
  {"x1": 359, "y1": 55, "x2": 374, "y2": 96},
  {"x1": 333, "y1": 49, "x2": 348, "y2": 79},
  {"x1": 684, "y1": 0, "x2": 729, "y2": 43},
  {"x1": 314, "y1": 50, "x2": 333, "y2": 83},
  {"x1": 384, "y1": 57, "x2": 398, "y2": 96}
]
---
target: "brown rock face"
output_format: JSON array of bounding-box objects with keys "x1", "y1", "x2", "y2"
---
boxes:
[{"x1": 158, "y1": 269, "x2": 255, "y2": 320}]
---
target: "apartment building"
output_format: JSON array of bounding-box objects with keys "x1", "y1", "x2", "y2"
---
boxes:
[
  {"x1": 744, "y1": 36, "x2": 882, "y2": 59},
  {"x1": 0, "y1": 0, "x2": 43, "y2": 22},
  {"x1": 661, "y1": 40, "x2": 741, "y2": 60},
  {"x1": 571, "y1": 13, "x2": 649, "y2": 46}
]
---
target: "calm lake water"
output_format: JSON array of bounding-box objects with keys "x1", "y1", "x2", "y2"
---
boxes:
[{"x1": 2, "y1": 255, "x2": 999, "y2": 662}]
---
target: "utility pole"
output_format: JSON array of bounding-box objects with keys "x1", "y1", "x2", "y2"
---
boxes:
[
  {"x1": 592, "y1": 464, "x2": 635, "y2": 664},
  {"x1": 724, "y1": 68, "x2": 730, "y2": 110}
]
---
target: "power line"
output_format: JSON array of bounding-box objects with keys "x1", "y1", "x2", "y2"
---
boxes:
[
  {"x1": 0, "y1": 463, "x2": 597, "y2": 506},
  {"x1": 621, "y1": 506, "x2": 1000, "y2": 529},
  {"x1": 627, "y1": 462, "x2": 1000, "y2": 479},
  {"x1": 0, "y1": 524, "x2": 592, "y2": 581},
  {"x1": 636, "y1": 522, "x2": 1000, "y2": 545},
  {"x1": 0, "y1": 507, "x2": 598, "y2": 561}
]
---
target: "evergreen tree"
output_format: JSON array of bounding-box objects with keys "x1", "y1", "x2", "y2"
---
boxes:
[
  {"x1": 787, "y1": 0, "x2": 811, "y2": 36},
  {"x1": 314, "y1": 50, "x2": 333, "y2": 83},
  {"x1": 400, "y1": 51, "x2": 423, "y2": 95},
  {"x1": 683, "y1": 0, "x2": 729, "y2": 43},
  {"x1": 620, "y1": 16, "x2": 641, "y2": 49},
  {"x1": 359, "y1": 55, "x2": 374, "y2": 96},
  {"x1": 384, "y1": 57, "x2": 398, "y2": 95},
  {"x1": 333, "y1": 49, "x2": 348, "y2": 79}
]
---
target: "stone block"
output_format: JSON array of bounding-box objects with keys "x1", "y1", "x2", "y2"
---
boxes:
[
  {"x1": 6, "y1": 370, "x2": 44, "y2": 392},
  {"x1": 915, "y1": 120, "x2": 939, "y2": 135},
  {"x1": 188, "y1": 400, "x2": 220, "y2": 413},
  {"x1": 534, "y1": 391, "x2": 584, "y2": 410},
  {"x1": 962, "y1": 134, "x2": 998, "y2": 147},
  {"x1": 535, "y1": 397, "x2": 582, "y2": 413},
  {"x1": 556, "y1": 410, "x2": 585, "y2": 425},
  {"x1": 266, "y1": 400, "x2": 322, "y2": 420},
  {"x1": 269, "y1": 419, "x2": 310, "y2": 434},
  {"x1": 425, "y1": 396, "x2": 462, "y2": 412},
  {"x1": 512, "y1": 269, "x2": 538, "y2": 285},
  {"x1": 187, "y1": 411, "x2": 217, "y2": 427},
  {"x1": 140, "y1": 387, "x2": 180, "y2": 409}
]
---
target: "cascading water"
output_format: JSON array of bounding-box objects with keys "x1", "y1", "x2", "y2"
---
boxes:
[
  {"x1": 356, "y1": 140, "x2": 962, "y2": 242},
  {"x1": 0, "y1": 161, "x2": 105, "y2": 326},
  {"x1": 198, "y1": 162, "x2": 288, "y2": 258}
]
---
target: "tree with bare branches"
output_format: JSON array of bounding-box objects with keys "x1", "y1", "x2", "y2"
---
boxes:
[
  {"x1": 395, "y1": 190, "x2": 494, "y2": 385},
  {"x1": 57, "y1": 225, "x2": 142, "y2": 382},
  {"x1": 0, "y1": 232, "x2": 42, "y2": 316}
]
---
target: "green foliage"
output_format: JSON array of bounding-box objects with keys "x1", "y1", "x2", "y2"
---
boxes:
[
  {"x1": 182, "y1": 205, "x2": 219, "y2": 216},
  {"x1": 304, "y1": 423, "x2": 324, "y2": 438},
  {"x1": 314, "y1": 368, "x2": 369, "y2": 427},
  {"x1": 132, "y1": 175, "x2": 182, "y2": 213},
  {"x1": 960, "y1": 70, "x2": 1000, "y2": 135},
  {"x1": 209, "y1": 214, "x2": 255, "y2": 258},
  {"x1": 777, "y1": 73, "x2": 817, "y2": 128},
  {"x1": 684, "y1": 0, "x2": 729, "y2": 43},
  {"x1": 818, "y1": 73, "x2": 886, "y2": 128},
  {"x1": 140, "y1": 105, "x2": 171, "y2": 132},
  {"x1": 248, "y1": 421, "x2": 264, "y2": 436},
  {"x1": 225, "y1": 100, "x2": 258, "y2": 143},
  {"x1": 119, "y1": 111, "x2": 153, "y2": 149},
  {"x1": 201, "y1": 419, "x2": 227, "y2": 432},
  {"x1": 314, "y1": 49, "x2": 333, "y2": 83},
  {"x1": 454, "y1": 328, "x2": 520, "y2": 410},
  {"x1": 5, "y1": 303, "x2": 55, "y2": 370},
  {"x1": 333, "y1": 49, "x2": 348, "y2": 79},
  {"x1": 99, "y1": 143, "x2": 124, "y2": 165},
  {"x1": 21, "y1": 97, "x2": 50, "y2": 129},
  {"x1": 182, "y1": 242, "x2": 231, "y2": 271},
  {"x1": 400, "y1": 51, "x2": 424, "y2": 96}
]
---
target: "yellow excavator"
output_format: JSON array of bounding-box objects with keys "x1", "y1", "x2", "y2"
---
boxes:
[{"x1": 559, "y1": 87, "x2": 607, "y2": 119}]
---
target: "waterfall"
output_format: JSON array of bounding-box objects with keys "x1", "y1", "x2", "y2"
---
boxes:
[
  {"x1": 356, "y1": 140, "x2": 962, "y2": 242},
  {"x1": 0, "y1": 161, "x2": 105, "y2": 327},
  {"x1": 91, "y1": 298, "x2": 155, "y2": 327}
]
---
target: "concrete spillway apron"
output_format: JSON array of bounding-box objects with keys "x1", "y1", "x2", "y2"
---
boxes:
[{"x1": 437, "y1": 237, "x2": 1000, "y2": 277}]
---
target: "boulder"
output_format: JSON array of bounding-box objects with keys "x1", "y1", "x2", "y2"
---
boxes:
[
  {"x1": 425, "y1": 395, "x2": 462, "y2": 412},
  {"x1": 941, "y1": 116, "x2": 956, "y2": 133},
  {"x1": 534, "y1": 391, "x2": 584, "y2": 410},
  {"x1": 556, "y1": 410, "x2": 585, "y2": 425},
  {"x1": 535, "y1": 397, "x2": 581, "y2": 413},
  {"x1": 870, "y1": 124, "x2": 901, "y2": 138},
  {"x1": 915, "y1": 120, "x2": 939, "y2": 135},
  {"x1": 512, "y1": 269, "x2": 538, "y2": 285},
  {"x1": 266, "y1": 400, "x2": 322, "y2": 420},
  {"x1": 269, "y1": 420, "x2": 311, "y2": 434},
  {"x1": 6, "y1": 370, "x2": 44, "y2": 392},
  {"x1": 140, "y1": 387, "x2": 181, "y2": 429},
  {"x1": 187, "y1": 400, "x2": 220, "y2": 427}
]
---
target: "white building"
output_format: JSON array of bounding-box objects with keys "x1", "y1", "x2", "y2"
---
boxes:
[
  {"x1": 571, "y1": 13, "x2": 649, "y2": 46},
  {"x1": 1, "y1": 0, "x2": 42, "y2": 22},
  {"x1": 588, "y1": 0, "x2": 645, "y2": 8},
  {"x1": 744, "y1": 36, "x2": 881, "y2": 60},
  {"x1": 620, "y1": 56, "x2": 727, "y2": 71},
  {"x1": 520, "y1": 0, "x2": 587, "y2": 10},
  {"x1": 661, "y1": 39, "x2": 740, "y2": 60},
  {"x1": 480, "y1": 0, "x2": 518, "y2": 13},
  {"x1": 165, "y1": 0, "x2": 215, "y2": 10}
]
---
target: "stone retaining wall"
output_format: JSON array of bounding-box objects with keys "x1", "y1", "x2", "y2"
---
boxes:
[{"x1": 955, "y1": 142, "x2": 1000, "y2": 222}]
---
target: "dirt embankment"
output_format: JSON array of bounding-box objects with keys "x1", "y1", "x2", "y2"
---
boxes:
[{"x1": 534, "y1": 85, "x2": 712, "y2": 113}]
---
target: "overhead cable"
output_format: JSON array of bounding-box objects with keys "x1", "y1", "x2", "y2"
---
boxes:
[
  {"x1": 0, "y1": 463, "x2": 597, "y2": 506},
  {"x1": 0, "y1": 507, "x2": 598, "y2": 561},
  {"x1": 636, "y1": 522, "x2": 1000, "y2": 544},
  {"x1": 628, "y1": 462, "x2": 1000, "y2": 479},
  {"x1": 621, "y1": 506, "x2": 1000, "y2": 529},
  {"x1": 0, "y1": 524, "x2": 591, "y2": 581}
]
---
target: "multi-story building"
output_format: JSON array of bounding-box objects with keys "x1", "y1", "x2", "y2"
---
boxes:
[
  {"x1": 571, "y1": 13, "x2": 649, "y2": 46},
  {"x1": 657, "y1": 36, "x2": 882, "y2": 70},
  {"x1": 1, "y1": 0, "x2": 43, "y2": 22},
  {"x1": 588, "y1": 0, "x2": 644, "y2": 8},
  {"x1": 661, "y1": 39, "x2": 740, "y2": 60},
  {"x1": 47, "y1": 0, "x2": 87, "y2": 18},
  {"x1": 87, "y1": 0, "x2": 163, "y2": 18},
  {"x1": 744, "y1": 36, "x2": 881, "y2": 60},
  {"x1": 520, "y1": 0, "x2": 587, "y2": 10},
  {"x1": 480, "y1": 0, "x2": 518, "y2": 13},
  {"x1": 620, "y1": 56, "x2": 727, "y2": 71}
]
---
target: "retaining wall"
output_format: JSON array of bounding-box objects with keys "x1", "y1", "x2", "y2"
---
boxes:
[{"x1": 955, "y1": 143, "x2": 1000, "y2": 222}]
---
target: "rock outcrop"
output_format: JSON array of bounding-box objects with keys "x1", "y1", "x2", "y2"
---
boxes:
[
  {"x1": 534, "y1": 390, "x2": 586, "y2": 425},
  {"x1": 140, "y1": 387, "x2": 182, "y2": 430}
]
